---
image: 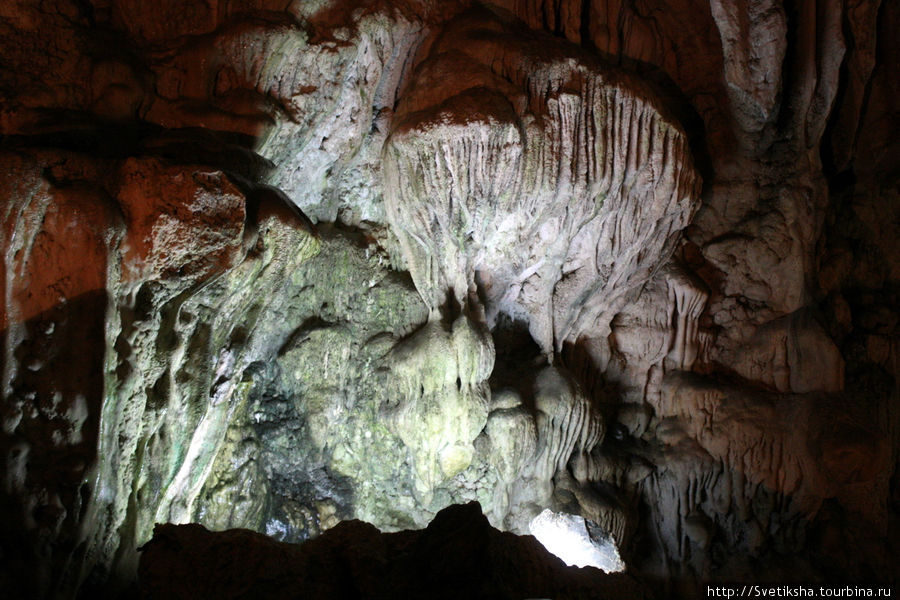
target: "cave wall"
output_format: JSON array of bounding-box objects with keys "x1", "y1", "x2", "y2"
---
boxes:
[{"x1": 0, "y1": 0, "x2": 897, "y2": 598}]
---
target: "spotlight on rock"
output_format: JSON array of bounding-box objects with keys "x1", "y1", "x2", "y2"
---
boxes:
[{"x1": 528, "y1": 509, "x2": 625, "y2": 573}]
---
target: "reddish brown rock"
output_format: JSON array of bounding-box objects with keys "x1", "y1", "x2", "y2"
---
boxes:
[
  {"x1": 115, "y1": 158, "x2": 249, "y2": 285},
  {"x1": 0, "y1": 0, "x2": 896, "y2": 598},
  {"x1": 139, "y1": 501, "x2": 648, "y2": 600}
]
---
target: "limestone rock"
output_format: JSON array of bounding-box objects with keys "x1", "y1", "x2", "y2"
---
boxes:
[
  {"x1": 387, "y1": 316, "x2": 493, "y2": 498},
  {"x1": 0, "y1": 0, "x2": 897, "y2": 597},
  {"x1": 722, "y1": 309, "x2": 844, "y2": 394},
  {"x1": 384, "y1": 6, "x2": 701, "y2": 351},
  {"x1": 532, "y1": 366, "x2": 603, "y2": 481},
  {"x1": 529, "y1": 508, "x2": 625, "y2": 572}
]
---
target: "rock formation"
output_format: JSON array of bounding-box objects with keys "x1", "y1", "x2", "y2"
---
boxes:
[
  {"x1": 0, "y1": 0, "x2": 897, "y2": 598},
  {"x1": 383, "y1": 7, "x2": 701, "y2": 352},
  {"x1": 138, "y1": 501, "x2": 647, "y2": 600}
]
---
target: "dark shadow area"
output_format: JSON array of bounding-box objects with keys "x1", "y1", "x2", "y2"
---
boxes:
[
  {"x1": 488, "y1": 313, "x2": 545, "y2": 413},
  {"x1": 246, "y1": 361, "x2": 357, "y2": 545},
  {"x1": 138, "y1": 501, "x2": 647, "y2": 600},
  {"x1": 627, "y1": 459, "x2": 898, "y2": 600},
  {"x1": 560, "y1": 336, "x2": 627, "y2": 424},
  {"x1": 0, "y1": 290, "x2": 109, "y2": 600},
  {"x1": 605, "y1": 55, "x2": 715, "y2": 190},
  {"x1": 1, "y1": 117, "x2": 274, "y2": 182}
]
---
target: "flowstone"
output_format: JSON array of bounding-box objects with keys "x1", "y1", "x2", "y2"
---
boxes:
[
  {"x1": 383, "y1": 6, "x2": 701, "y2": 352},
  {"x1": 2, "y1": 0, "x2": 895, "y2": 597}
]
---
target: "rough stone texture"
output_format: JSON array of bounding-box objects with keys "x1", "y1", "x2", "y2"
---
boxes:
[
  {"x1": 383, "y1": 7, "x2": 701, "y2": 354},
  {"x1": 529, "y1": 507, "x2": 625, "y2": 572},
  {"x1": 0, "y1": 0, "x2": 897, "y2": 598}
]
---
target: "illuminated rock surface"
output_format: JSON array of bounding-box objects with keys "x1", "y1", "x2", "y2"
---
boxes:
[
  {"x1": 383, "y1": 7, "x2": 700, "y2": 351},
  {"x1": 0, "y1": 0, "x2": 897, "y2": 598},
  {"x1": 529, "y1": 508, "x2": 625, "y2": 572}
]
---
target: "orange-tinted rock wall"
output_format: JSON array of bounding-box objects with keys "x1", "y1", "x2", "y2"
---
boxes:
[{"x1": 0, "y1": 0, "x2": 896, "y2": 598}]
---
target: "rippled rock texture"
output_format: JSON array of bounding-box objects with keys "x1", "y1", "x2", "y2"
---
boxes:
[{"x1": 0, "y1": 0, "x2": 897, "y2": 598}]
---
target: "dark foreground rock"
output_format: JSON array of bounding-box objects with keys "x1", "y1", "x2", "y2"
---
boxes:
[{"x1": 138, "y1": 501, "x2": 648, "y2": 600}]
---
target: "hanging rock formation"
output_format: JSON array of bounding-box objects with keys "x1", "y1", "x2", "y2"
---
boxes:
[
  {"x1": 0, "y1": 0, "x2": 897, "y2": 598},
  {"x1": 384, "y1": 7, "x2": 701, "y2": 351}
]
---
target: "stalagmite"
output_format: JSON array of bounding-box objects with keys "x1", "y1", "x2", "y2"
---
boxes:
[{"x1": 0, "y1": 0, "x2": 895, "y2": 597}]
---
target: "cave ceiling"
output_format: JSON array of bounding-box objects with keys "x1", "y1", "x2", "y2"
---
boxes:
[{"x1": 0, "y1": 0, "x2": 897, "y2": 598}]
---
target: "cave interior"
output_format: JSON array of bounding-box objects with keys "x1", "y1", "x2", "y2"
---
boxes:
[{"x1": 0, "y1": 0, "x2": 897, "y2": 598}]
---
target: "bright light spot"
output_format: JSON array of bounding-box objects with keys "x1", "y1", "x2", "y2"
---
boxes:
[
  {"x1": 529, "y1": 509, "x2": 625, "y2": 573},
  {"x1": 265, "y1": 518, "x2": 289, "y2": 540}
]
